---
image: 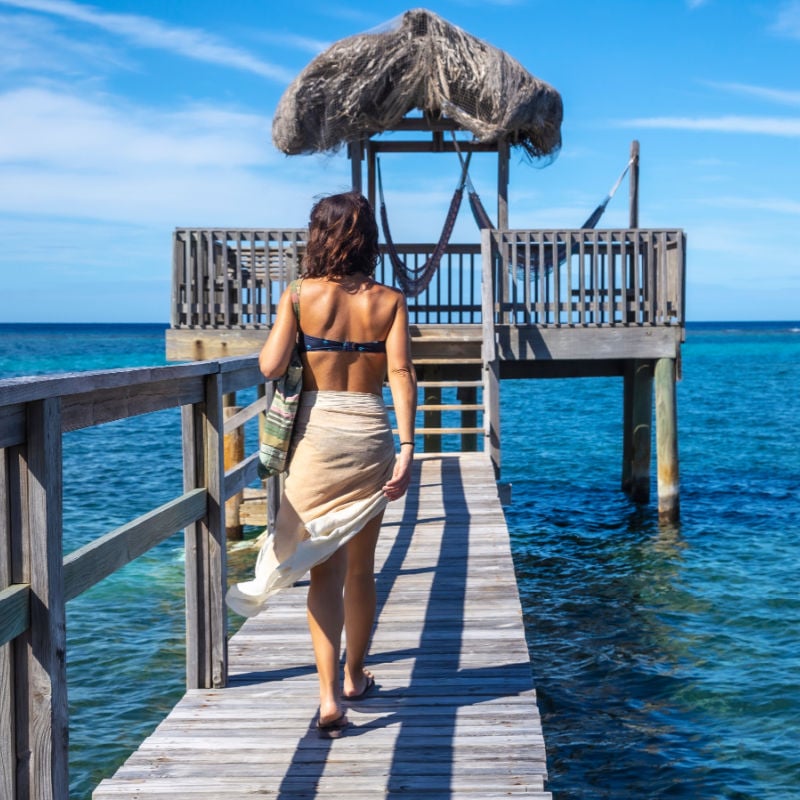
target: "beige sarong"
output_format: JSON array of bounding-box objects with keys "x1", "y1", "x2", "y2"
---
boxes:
[{"x1": 226, "y1": 391, "x2": 395, "y2": 617}]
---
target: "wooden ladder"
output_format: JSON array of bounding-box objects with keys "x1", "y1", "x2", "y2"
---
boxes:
[{"x1": 390, "y1": 356, "x2": 486, "y2": 453}]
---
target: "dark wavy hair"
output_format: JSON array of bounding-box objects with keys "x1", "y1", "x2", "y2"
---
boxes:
[{"x1": 302, "y1": 191, "x2": 380, "y2": 278}]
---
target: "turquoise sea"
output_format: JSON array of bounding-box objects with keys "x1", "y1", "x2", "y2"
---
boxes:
[{"x1": 1, "y1": 321, "x2": 798, "y2": 800}]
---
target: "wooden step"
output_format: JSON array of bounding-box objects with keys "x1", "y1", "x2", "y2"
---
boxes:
[{"x1": 394, "y1": 427, "x2": 484, "y2": 436}]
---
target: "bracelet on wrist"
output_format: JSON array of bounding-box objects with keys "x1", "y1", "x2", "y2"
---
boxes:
[{"x1": 399, "y1": 441, "x2": 415, "y2": 448}]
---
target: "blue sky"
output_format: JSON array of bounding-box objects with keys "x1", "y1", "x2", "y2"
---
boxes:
[{"x1": 1, "y1": 0, "x2": 799, "y2": 322}]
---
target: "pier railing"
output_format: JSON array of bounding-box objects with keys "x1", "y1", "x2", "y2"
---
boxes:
[
  {"x1": 0, "y1": 357, "x2": 265, "y2": 799},
  {"x1": 485, "y1": 229, "x2": 686, "y2": 327},
  {"x1": 171, "y1": 227, "x2": 685, "y2": 330},
  {"x1": 171, "y1": 229, "x2": 482, "y2": 327}
]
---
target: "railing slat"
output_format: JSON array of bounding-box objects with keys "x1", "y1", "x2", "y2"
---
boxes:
[
  {"x1": 0, "y1": 584, "x2": 31, "y2": 646},
  {"x1": 224, "y1": 452, "x2": 260, "y2": 502},
  {"x1": 62, "y1": 488, "x2": 207, "y2": 603}
]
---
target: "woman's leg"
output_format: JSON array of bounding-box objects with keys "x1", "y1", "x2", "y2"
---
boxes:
[
  {"x1": 343, "y1": 512, "x2": 384, "y2": 697},
  {"x1": 307, "y1": 546, "x2": 348, "y2": 724}
]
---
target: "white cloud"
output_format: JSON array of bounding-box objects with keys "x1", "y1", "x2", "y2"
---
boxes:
[
  {"x1": 771, "y1": 0, "x2": 800, "y2": 38},
  {"x1": 0, "y1": 0, "x2": 294, "y2": 82},
  {"x1": 0, "y1": 85, "x2": 350, "y2": 225},
  {"x1": 0, "y1": 11, "x2": 130, "y2": 74},
  {"x1": 0, "y1": 87, "x2": 271, "y2": 168},
  {"x1": 620, "y1": 115, "x2": 800, "y2": 136},
  {"x1": 705, "y1": 80, "x2": 800, "y2": 107},
  {"x1": 254, "y1": 31, "x2": 331, "y2": 55},
  {"x1": 701, "y1": 195, "x2": 800, "y2": 215}
]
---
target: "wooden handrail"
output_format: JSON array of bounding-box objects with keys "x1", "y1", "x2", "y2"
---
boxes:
[{"x1": 0, "y1": 355, "x2": 267, "y2": 799}]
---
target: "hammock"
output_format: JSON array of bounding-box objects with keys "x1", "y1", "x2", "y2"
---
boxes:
[
  {"x1": 453, "y1": 140, "x2": 633, "y2": 273},
  {"x1": 377, "y1": 153, "x2": 472, "y2": 297}
]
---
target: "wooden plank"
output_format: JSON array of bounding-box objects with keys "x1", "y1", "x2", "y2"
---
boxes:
[
  {"x1": 184, "y1": 372, "x2": 227, "y2": 689},
  {"x1": 0, "y1": 448, "x2": 14, "y2": 799},
  {"x1": 0, "y1": 404, "x2": 26, "y2": 449},
  {"x1": 0, "y1": 362, "x2": 217, "y2": 408},
  {"x1": 223, "y1": 453, "x2": 260, "y2": 501},
  {"x1": 94, "y1": 454, "x2": 551, "y2": 799},
  {"x1": 409, "y1": 427, "x2": 484, "y2": 436},
  {"x1": 61, "y1": 376, "x2": 206, "y2": 432},
  {"x1": 63, "y1": 489, "x2": 206, "y2": 603},
  {"x1": 222, "y1": 395, "x2": 267, "y2": 435},
  {"x1": 0, "y1": 583, "x2": 30, "y2": 646},
  {"x1": 496, "y1": 324, "x2": 682, "y2": 361},
  {"x1": 24, "y1": 397, "x2": 69, "y2": 799}
]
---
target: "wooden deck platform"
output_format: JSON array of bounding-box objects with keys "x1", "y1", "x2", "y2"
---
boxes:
[{"x1": 93, "y1": 453, "x2": 551, "y2": 799}]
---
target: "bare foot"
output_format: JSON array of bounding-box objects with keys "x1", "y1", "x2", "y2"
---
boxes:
[{"x1": 343, "y1": 668, "x2": 375, "y2": 700}]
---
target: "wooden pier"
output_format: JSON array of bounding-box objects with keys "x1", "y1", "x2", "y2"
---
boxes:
[
  {"x1": 0, "y1": 361, "x2": 551, "y2": 799},
  {"x1": 93, "y1": 453, "x2": 550, "y2": 799}
]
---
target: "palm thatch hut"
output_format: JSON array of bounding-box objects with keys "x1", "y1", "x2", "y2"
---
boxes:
[
  {"x1": 271, "y1": 8, "x2": 563, "y2": 228},
  {"x1": 273, "y1": 7, "x2": 562, "y2": 158}
]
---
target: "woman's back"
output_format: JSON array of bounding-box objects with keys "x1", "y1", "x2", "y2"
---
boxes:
[{"x1": 297, "y1": 275, "x2": 404, "y2": 396}]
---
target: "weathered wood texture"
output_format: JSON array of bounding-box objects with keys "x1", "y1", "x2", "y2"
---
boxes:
[
  {"x1": 171, "y1": 228, "x2": 685, "y2": 334},
  {"x1": 655, "y1": 358, "x2": 680, "y2": 522},
  {"x1": 93, "y1": 453, "x2": 552, "y2": 799},
  {"x1": 0, "y1": 357, "x2": 268, "y2": 798},
  {"x1": 492, "y1": 229, "x2": 685, "y2": 327},
  {"x1": 183, "y1": 373, "x2": 228, "y2": 690}
]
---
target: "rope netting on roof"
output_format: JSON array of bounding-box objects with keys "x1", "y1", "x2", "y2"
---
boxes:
[{"x1": 272, "y1": 8, "x2": 563, "y2": 159}]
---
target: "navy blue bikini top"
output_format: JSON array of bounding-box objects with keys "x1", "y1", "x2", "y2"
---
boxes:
[
  {"x1": 300, "y1": 333, "x2": 386, "y2": 354},
  {"x1": 291, "y1": 279, "x2": 386, "y2": 354}
]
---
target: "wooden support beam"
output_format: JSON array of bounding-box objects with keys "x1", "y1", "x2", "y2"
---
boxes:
[
  {"x1": 625, "y1": 359, "x2": 653, "y2": 503},
  {"x1": 20, "y1": 398, "x2": 69, "y2": 800},
  {"x1": 629, "y1": 140, "x2": 640, "y2": 229},
  {"x1": 183, "y1": 372, "x2": 228, "y2": 690},
  {"x1": 481, "y1": 229, "x2": 501, "y2": 477},
  {"x1": 348, "y1": 140, "x2": 363, "y2": 194},
  {"x1": 655, "y1": 357, "x2": 680, "y2": 522},
  {"x1": 497, "y1": 138, "x2": 509, "y2": 231},
  {"x1": 423, "y1": 370, "x2": 443, "y2": 453},
  {"x1": 458, "y1": 385, "x2": 479, "y2": 452},
  {"x1": 0, "y1": 447, "x2": 15, "y2": 800},
  {"x1": 223, "y1": 405, "x2": 244, "y2": 541}
]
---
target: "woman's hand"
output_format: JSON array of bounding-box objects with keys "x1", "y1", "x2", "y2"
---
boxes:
[{"x1": 383, "y1": 449, "x2": 413, "y2": 501}]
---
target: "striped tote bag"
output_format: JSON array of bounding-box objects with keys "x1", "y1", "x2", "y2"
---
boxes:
[{"x1": 257, "y1": 280, "x2": 303, "y2": 478}]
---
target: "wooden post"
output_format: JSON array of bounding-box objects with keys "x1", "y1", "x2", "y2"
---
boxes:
[
  {"x1": 497, "y1": 138, "x2": 509, "y2": 231},
  {"x1": 366, "y1": 141, "x2": 376, "y2": 211},
  {"x1": 0, "y1": 448, "x2": 13, "y2": 800},
  {"x1": 183, "y1": 371, "x2": 228, "y2": 690},
  {"x1": 458, "y1": 385, "x2": 478, "y2": 451},
  {"x1": 423, "y1": 370, "x2": 442, "y2": 453},
  {"x1": 223, "y1": 406, "x2": 244, "y2": 541},
  {"x1": 17, "y1": 398, "x2": 69, "y2": 799},
  {"x1": 629, "y1": 360, "x2": 653, "y2": 503},
  {"x1": 349, "y1": 140, "x2": 363, "y2": 194},
  {"x1": 655, "y1": 357, "x2": 680, "y2": 521},
  {"x1": 622, "y1": 363, "x2": 633, "y2": 492},
  {"x1": 481, "y1": 228, "x2": 501, "y2": 477},
  {"x1": 629, "y1": 140, "x2": 639, "y2": 229}
]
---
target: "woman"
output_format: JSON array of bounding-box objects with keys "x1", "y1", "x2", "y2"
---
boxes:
[{"x1": 226, "y1": 191, "x2": 417, "y2": 737}]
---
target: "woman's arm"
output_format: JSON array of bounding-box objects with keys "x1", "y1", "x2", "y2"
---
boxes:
[
  {"x1": 383, "y1": 292, "x2": 417, "y2": 501},
  {"x1": 258, "y1": 286, "x2": 299, "y2": 380}
]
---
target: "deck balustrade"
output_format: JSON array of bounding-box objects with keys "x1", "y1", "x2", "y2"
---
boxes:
[{"x1": 171, "y1": 228, "x2": 685, "y2": 330}]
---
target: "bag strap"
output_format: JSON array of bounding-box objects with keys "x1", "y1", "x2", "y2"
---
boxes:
[{"x1": 289, "y1": 278, "x2": 302, "y2": 325}]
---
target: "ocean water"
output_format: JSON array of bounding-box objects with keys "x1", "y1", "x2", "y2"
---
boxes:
[{"x1": 1, "y1": 321, "x2": 798, "y2": 799}]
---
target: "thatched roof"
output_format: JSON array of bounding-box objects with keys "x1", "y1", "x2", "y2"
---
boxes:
[{"x1": 272, "y1": 8, "x2": 563, "y2": 159}]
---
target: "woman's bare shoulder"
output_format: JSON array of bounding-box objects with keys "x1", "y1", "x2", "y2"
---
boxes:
[{"x1": 372, "y1": 282, "x2": 405, "y2": 302}]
